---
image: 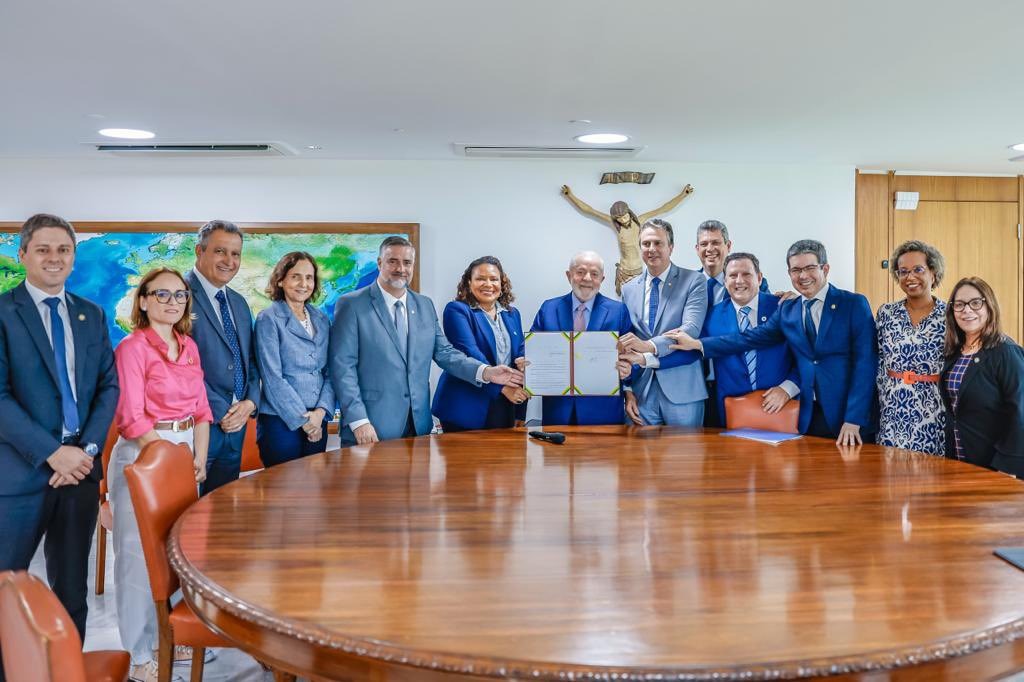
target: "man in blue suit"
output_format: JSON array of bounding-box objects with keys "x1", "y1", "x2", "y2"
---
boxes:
[
  {"x1": 669, "y1": 240, "x2": 878, "y2": 445},
  {"x1": 186, "y1": 220, "x2": 261, "y2": 494},
  {"x1": 617, "y1": 219, "x2": 708, "y2": 426},
  {"x1": 530, "y1": 251, "x2": 633, "y2": 425},
  {"x1": 330, "y1": 236, "x2": 523, "y2": 446},
  {"x1": 702, "y1": 252, "x2": 799, "y2": 426},
  {"x1": 0, "y1": 214, "x2": 118, "y2": 648}
]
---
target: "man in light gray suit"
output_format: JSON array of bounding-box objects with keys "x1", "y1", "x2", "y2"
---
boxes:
[
  {"x1": 330, "y1": 236, "x2": 524, "y2": 446},
  {"x1": 618, "y1": 219, "x2": 708, "y2": 426}
]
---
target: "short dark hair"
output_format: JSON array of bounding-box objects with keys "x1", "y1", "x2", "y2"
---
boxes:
[
  {"x1": 265, "y1": 251, "x2": 321, "y2": 303},
  {"x1": 945, "y1": 277, "x2": 1005, "y2": 355},
  {"x1": 20, "y1": 214, "x2": 76, "y2": 251},
  {"x1": 378, "y1": 235, "x2": 414, "y2": 256},
  {"x1": 455, "y1": 255, "x2": 515, "y2": 308},
  {"x1": 696, "y1": 219, "x2": 730, "y2": 244},
  {"x1": 890, "y1": 240, "x2": 945, "y2": 289},
  {"x1": 641, "y1": 218, "x2": 674, "y2": 246},
  {"x1": 725, "y1": 251, "x2": 761, "y2": 275},
  {"x1": 197, "y1": 220, "x2": 243, "y2": 250},
  {"x1": 786, "y1": 239, "x2": 828, "y2": 267}
]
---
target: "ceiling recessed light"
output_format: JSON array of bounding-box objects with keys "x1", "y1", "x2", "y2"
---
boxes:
[
  {"x1": 1011, "y1": 143, "x2": 1024, "y2": 152},
  {"x1": 569, "y1": 119, "x2": 592, "y2": 124},
  {"x1": 98, "y1": 128, "x2": 155, "y2": 140},
  {"x1": 575, "y1": 133, "x2": 629, "y2": 145},
  {"x1": 306, "y1": 145, "x2": 323, "y2": 151}
]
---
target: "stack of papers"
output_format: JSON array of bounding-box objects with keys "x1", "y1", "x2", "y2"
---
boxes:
[{"x1": 720, "y1": 429, "x2": 803, "y2": 445}]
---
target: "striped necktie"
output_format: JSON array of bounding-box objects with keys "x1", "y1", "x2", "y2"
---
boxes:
[{"x1": 738, "y1": 306, "x2": 757, "y2": 388}]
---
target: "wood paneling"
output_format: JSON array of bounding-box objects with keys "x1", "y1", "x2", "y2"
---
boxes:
[
  {"x1": 893, "y1": 175, "x2": 1019, "y2": 202},
  {"x1": 894, "y1": 201, "x2": 1020, "y2": 343},
  {"x1": 171, "y1": 427, "x2": 1024, "y2": 681},
  {"x1": 855, "y1": 171, "x2": 892, "y2": 314}
]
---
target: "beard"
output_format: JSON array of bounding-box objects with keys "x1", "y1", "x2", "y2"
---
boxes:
[{"x1": 384, "y1": 276, "x2": 409, "y2": 289}]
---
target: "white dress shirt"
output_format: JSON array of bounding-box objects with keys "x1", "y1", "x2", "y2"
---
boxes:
[
  {"x1": 25, "y1": 280, "x2": 78, "y2": 436},
  {"x1": 191, "y1": 268, "x2": 236, "y2": 330},
  {"x1": 641, "y1": 265, "x2": 672, "y2": 369}
]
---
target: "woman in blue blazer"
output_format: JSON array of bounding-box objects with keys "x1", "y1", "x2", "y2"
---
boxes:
[
  {"x1": 432, "y1": 256, "x2": 528, "y2": 432},
  {"x1": 254, "y1": 252, "x2": 335, "y2": 466}
]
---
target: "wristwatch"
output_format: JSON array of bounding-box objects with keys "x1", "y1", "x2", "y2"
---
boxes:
[{"x1": 83, "y1": 443, "x2": 99, "y2": 457}]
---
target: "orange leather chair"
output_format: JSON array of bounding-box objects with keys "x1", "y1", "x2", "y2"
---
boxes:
[
  {"x1": 240, "y1": 416, "x2": 263, "y2": 474},
  {"x1": 0, "y1": 570, "x2": 129, "y2": 682},
  {"x1": 123, "y1": 440, "x2": 233, "y2": 682},
  {"x1": 94, "y1": 421, "x2": 120, "y2": 595},
  {"x1": 724, "y1": 389, "x2": 800, "y2": 434}
]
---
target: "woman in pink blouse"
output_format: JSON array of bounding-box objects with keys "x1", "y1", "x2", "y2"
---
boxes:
[{"x1": 108, "y1": 267, "x2": 213, "y2": 682}]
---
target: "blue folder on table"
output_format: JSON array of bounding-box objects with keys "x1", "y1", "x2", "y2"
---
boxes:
[{"x1": 720, "y1": 429, "x2": 803, "y2": 446}]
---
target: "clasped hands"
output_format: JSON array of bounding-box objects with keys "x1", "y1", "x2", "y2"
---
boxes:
[
  {"x1": 47, "y1": 445, "x2": 93, "y2": 488},
  {"x1": 301, "y1": 407, "x2": 327, "y2": 443}
]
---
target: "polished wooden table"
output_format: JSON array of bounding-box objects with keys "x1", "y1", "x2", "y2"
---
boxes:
[{"x1": 168, "y1": 427, "x2": 1024, "y2": 680}]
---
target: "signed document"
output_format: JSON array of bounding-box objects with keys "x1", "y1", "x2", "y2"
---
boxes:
[{"x1": 524, "y1": 331, "x2": 620, "y2": 396}]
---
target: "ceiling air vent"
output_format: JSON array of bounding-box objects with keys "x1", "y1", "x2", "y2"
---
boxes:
[
  {"x1": 454, "y1": 143, "x2": 643, "y2": 159},
  {"x1": 91, "y1": 142, "x2": 295, "y2": 157}
]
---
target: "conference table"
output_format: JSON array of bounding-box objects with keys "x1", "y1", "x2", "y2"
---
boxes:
[{"x1": 168, "y1": 427, "x2": 1024, "y2": 680}]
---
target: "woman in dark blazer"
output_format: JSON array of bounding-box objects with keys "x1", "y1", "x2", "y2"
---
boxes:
[
  {"x1": 940, "y1": 276, "x2": 1024, "y2": 476},
  {"x1": 254, "y1": 252, "x2": 335, "y2": 466},
  {"x1": 432, "y1": 256, "x2": 528, "y2": 432}
]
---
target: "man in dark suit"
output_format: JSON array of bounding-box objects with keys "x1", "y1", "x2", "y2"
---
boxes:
[
  {"x1": 330, "y1": 236, "x2": 523, "y2": 446},
  {"x1": 669, "y1": 239, "x2": 877, "y2": 445},
  {"x1": 530, "y1": 251, "x2": 633, "y2": 425},
  {"x1": 702, "y1": 252, "x2": 798, "y2": 426},
  {"x1": 0, "y1": 214, "x2": 119, "y2": 648},
  {"x1": 186, "y1": 220, "x2": 260, "y2": 494}
]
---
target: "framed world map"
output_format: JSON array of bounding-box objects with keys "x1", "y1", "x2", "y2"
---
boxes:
[{"x1": 0, "y1": 221, "x2": 419, "y2": 345}]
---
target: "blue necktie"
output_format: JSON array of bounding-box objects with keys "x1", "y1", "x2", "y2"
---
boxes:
[
  {"x1": 707, "y1": 277, "x2": 719, "y2": 310},
  {"x1": 215, "y1": 290, "x2": 246, "y2": 400},
  {"x1": 804, "y1": 299, "x2": 818, "y2": 348},
  {"x1": 394, "y1": 300, "x2": 408, "y2": 358},
  {"x1": 739, "y1": 306, "x2": 757, "y2": 388},
  {"x1": 43, "y1": 297, "x2": 80, "y2": 434},
  {"x1": 647, "y1": 276, "x2": 661, "y2": 331}
]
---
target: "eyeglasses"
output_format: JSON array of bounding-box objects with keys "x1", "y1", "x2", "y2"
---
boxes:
[
  {"x1": 146, "y1": 289, "x2": 190, "y2": 304},
  {"x1": 951, "y1": 297, "x2": 986, "y2": 313},
  {"x1": 896, "y1": 265, "x2": 929, "y2": 279},
  {"x1": 788, "y1": 264, "x2": 823, "y2": 276}
]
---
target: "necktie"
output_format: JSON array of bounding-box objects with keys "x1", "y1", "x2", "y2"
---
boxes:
[
  {"x1": 43, "y1": 297, "x2": 80, "y2": 434},
  {"x1": 707, "y1": 276, "x2": 719, "y2": 310},
  {"x1": 573, "y1": 303, "x2": 587, "y2": 332},
  {"x1": 804, "y1": 298, "x2": 818, "y2": 348},
  {"x1": 394, "y1": 300, "x2": 408, "y2": 357},
  {"x1": 739, "y1": 306, "x2": 757, "y2": 388},
  {"x1": 647, "y1": 276, "x2": 661, "y2": 331},
  {"x1": 215, "y1": 290, "x2": 245, "y2": 400}
]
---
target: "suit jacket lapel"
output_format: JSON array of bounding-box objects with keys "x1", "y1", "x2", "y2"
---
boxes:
[
  {"x1": 784, "y1": 298, "x2": 813, "y2": 356},
  {"x1": 475, "y1": 308, "x2": 499, "y2": 365},
  {"x1": 188, "y1": 272, "x2": 231, "y2": 348},
  {"x1": 815, "y1": 285, "x2": 836, "y2": 350},
  {"x1": 557, "y1": 294, "x2": 574, "y2": 331},
  {"x1": 369, "y1": 284, "x2": 405, "y2": 361},
  {"x1": 227, "y1": 287, "x2": 252, "y2": 358},
  {"x1": 13, "y1": 284, "x2": 60, "y2": 387},
  {"x1": 652, "y1": 264, "x2": 677, "y2": 332},
  {"x1": 66, "y1": 293, "x2": 89, "y2": 396},
  {"x1": 277, "y1": 302, "x2": 312, "y2": 342},
  {"x1": 955, "y1": 349, "x2": 985, "y2": 402},
  {"x1": 588, "y1": 295, "x2": 610, "y2": 331}
]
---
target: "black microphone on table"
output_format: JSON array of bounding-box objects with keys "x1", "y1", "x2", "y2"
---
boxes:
[{"x1": 529, "y1": 431, "x2": 566, "y2": 445}]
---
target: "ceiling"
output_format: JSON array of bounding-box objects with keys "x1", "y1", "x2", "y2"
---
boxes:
[{"x1": 2, "y1": 0, "x2": 1022, "y2": 172}]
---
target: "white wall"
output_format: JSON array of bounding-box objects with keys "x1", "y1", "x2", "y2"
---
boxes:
[{"x1": 0, "y1": 157, "x2": 856, "y2": 322}]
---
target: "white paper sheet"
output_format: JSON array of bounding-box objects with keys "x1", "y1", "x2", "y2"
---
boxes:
[
  {"x1": 524, "y1": 332, "x2": 572, "y2": 396},
  {"x1": 572, "y1": 332, "x2": 620, "y2": 396}
]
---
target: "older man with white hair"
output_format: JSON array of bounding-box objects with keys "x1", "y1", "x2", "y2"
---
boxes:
[{"x1": 530, "y1": 251, "x2": 633, "y2": 425}]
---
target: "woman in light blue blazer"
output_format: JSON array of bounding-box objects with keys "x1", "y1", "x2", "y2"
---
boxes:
[
  {"x1": 432, "y1": 256, "x2": 528, "y2": 432},
  {"x1": 255, "y1": 252, "x2": 335, "y2": 466}
]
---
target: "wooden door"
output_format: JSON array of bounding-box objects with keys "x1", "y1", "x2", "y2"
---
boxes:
[{"x1": 894, "y1": 202, "x2": 1020, "y2": 342}]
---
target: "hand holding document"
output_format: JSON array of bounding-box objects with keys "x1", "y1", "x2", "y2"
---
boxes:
[{"x1": 525, "y1": 331, "x2": 620, "y2": 396}]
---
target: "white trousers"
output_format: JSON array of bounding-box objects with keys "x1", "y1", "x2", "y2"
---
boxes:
[{"x1": 108, "y1": 429, "x2": 195, "y2": 665}]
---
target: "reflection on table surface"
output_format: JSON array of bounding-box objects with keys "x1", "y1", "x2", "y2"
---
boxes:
[{"x1": 172, "y1": 426, "x2": 1024, "y2": 674}]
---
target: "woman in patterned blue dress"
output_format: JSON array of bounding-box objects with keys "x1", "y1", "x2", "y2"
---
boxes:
[{"x1": 875, "y1": 240, "x2": 947, "y2": 454}]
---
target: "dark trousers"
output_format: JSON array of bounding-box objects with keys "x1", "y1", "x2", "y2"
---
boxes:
[
  {"x1": 441, "y1": 397, "x2": 515, "y2": 433},
  {"x1": 703, "y1": 379, "x2": 721, "y2": 427},
  {"x1": 201, "y1": 421, "x2": 245, "y2": 496},
  {"x1": 256, "y1": 413, "x2": 328, "y2": 468},
  {"x1": 0, "y1": 479, "x2": 99, "y2": 640},
  {"x1": 807, "y1": 401, "x2": 837, "y2": 439}
]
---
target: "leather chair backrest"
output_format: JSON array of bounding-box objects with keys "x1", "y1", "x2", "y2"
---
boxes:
[
  {"x1": 724, "y1": 390, "x2": 800, "y2": 434},
  {"x1": 0, "y1": 571, "x2": 87, "y2": 682},
  {"x1": 240, "y1": 416, "x2": 262, "y2": 473},
  {"x1": 99, "y1": 420, "x2": 119, "y2": 497},
  {"x1": 124, "y1": 440, "x2": 198, "y2": 601}
]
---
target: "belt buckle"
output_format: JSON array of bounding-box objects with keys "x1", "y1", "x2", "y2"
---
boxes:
[
  {"x1": 901, "y1": 371, "x2": 915, "y2": 384},
  {"x1": 172, "y1": 419, "x2": 183, "y2": 432}
]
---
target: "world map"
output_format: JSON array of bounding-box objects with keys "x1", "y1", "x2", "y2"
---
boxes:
[{"x1": 0, "y1": 231, "x2": 402, "y2": 345}]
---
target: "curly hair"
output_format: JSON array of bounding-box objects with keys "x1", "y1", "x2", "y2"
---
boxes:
[
  {"x1": 455, "y1": 256, "x2": 515, "y2": 308},
  {"x1": 889, "y1": 240, "x2": 945, "y2": 289},
  {"x1": 265, "y1": 251, "x2": 321, "y2": 303}
]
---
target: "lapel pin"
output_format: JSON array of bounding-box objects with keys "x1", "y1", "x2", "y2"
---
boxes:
[
  {"x1": 78, "y1": 314, "x2": 86, "y2": 321},
  {"x1": 974, "y1": 357, "x2": 980, "y2": 363},
  {"x1": 761, "y1": 316, "x2": 767, "y2": 322},
  {"x1": 830, "y1": 304, "x2": 836, "y2": 310}
]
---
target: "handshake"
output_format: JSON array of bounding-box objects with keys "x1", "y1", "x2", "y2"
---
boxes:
[{"x1": 614, "y1": 329, "x2": 701, "y2": 379}]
